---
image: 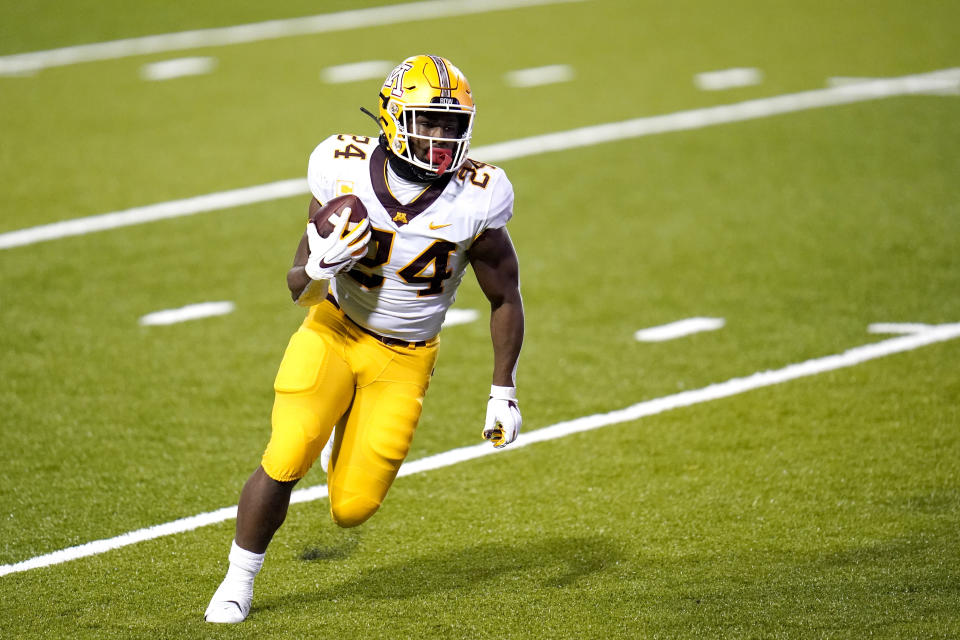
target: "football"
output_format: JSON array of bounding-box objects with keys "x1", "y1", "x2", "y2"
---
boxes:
[{"x1": 310, "y1": 194, "x2": 368, "y2": 238}]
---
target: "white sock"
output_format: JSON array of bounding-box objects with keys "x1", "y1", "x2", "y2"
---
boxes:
[
  {"x1": 205, "y1": 541, "x2": 264, "y2": 623},
  {"x1": 226, "y1": 540, "x2": 265, "y2": 583}
]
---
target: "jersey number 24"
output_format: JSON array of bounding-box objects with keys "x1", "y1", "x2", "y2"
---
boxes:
[{"x1": 348, "y1": 227, "x2": 456, "y2": 297}]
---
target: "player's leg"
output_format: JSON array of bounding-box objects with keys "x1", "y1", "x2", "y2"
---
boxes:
[
  {"x1": 327, "y1": 342, "x2": 438, "y2": 527},
  {"x1": 206, "y1": 324, "x2": 354, "y2": 623},
  {"x1": 327, "y1": 380, "x2": 426, "y2": 526},
  {"x1": 235, "y1": 466, "x2": 298, "y2": 553},
  {"x1": 204, "y1": 469, "x2": 299, "y2": 624}
]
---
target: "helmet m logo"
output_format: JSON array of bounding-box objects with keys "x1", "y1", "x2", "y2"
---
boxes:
[{"x1": 384, "y1": 62, "x2": 413, "y2": 98}]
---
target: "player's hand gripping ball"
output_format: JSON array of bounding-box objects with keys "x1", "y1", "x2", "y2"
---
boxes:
[
  {"x1": 311, "y1": 194, "x2": 369, "y2": 244},
  {"x1": 304, "y1": 195, "x2": 371, "y2": 280}
]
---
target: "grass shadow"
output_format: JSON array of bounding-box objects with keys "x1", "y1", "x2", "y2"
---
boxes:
[
  {"x1": 262, "y1": 534, "x2": 621, "y2": 613},
  {"x1": 299, "y1": 529, "x2": 363, "y2": 562}
]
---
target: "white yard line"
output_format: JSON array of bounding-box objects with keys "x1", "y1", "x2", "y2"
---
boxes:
[
  {"x1": 441, "y1": 309, "x2": 480, "y2": 328},
  {"x1": 694, "y1": 67, "x2": 763, "y2": 91},
  {"x1": 2, "y1": 322, "x2": 958, "y2": 577},
  {"x1": 0, "y1": 179, "x2": 308, "y2": 250},
  {"x1": 504, "y1": 64, "x2": 575, "y2": 88},
  {"x1": 867, "y1": 322, "x2": 935, "y2": 335},
  {"x1": 139, "y1": 301, "x2": 235, "y2": 325},
  {"x1": 0, "y1": 0, "x2": 585, "y2": 76},
  {"x1": 140, "y1": 57, "x2": 217, "y2": 81},
  {"x1": 828, "y1": 76, "x2": 960, "y2": 96},
  {"x1": 634, "y1": 317, "x2": 725, "y2": 342},
  {"x1": 3, "y1": 66, "x2": 957, "y2": 252},
  {"x1": 321, "y1": 60, "x2": 395, "y2": 84},
  {"x1": 477, "y1": 67, "x2": 960, "y2": 162}
]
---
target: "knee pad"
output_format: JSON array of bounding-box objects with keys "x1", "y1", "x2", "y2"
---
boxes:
[{"x1": 330, "y1": 493, "x2": 381, "y2": 528}]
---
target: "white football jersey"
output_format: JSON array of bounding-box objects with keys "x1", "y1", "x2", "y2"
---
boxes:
[{"x1": 307, "y1": 134, "x2": 514, "y2": 341}]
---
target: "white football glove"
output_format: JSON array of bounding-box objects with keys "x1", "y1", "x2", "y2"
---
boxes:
[
  {"x1": 304, "y1": 209, "x2": 371, "y2": 281},
  {"x1": 482, "y1": 385, "x2": 522, "y2": 449}
]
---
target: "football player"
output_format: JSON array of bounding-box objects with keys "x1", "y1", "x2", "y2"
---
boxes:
[{"x1": 205, "y1": 54, "x2": 524, "y2": 623}]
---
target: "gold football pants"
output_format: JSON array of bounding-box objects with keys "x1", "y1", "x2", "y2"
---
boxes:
[{"x1": 261, "y1": 298, "x2": 438, "y2": 527}]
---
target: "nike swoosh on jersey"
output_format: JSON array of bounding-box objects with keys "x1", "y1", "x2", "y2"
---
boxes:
[{"x1": 428, "y1": 222, "x2": 452, "y2": 230}]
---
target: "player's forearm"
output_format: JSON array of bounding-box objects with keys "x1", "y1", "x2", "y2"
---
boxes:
[
  {"x1": 287, "y1": 266, "x2": 312, "y2": 301},
  {"x1": 489, "y1": 296, "x2": 524, "y2": 387}
]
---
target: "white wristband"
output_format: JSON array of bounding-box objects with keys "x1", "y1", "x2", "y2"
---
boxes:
[{"x1": 489, "y1": 385, "x2": 517, "y2": 402}]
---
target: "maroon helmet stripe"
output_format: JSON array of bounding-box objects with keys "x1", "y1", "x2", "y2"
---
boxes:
[{"x1": 429, "y1": 55, "x2": 451, "y2": 98}]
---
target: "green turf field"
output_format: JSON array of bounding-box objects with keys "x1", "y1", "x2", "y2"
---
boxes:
[{"x1": 2, "y1": 1, "x2": 959, "y2": 637}]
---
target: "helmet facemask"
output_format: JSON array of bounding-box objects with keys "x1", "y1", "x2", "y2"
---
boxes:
[
  {"x1": 377, "y1": 55, "x2": 476, "y2": 180},
  {"x1": 394, "y1": 103, "x2": 474, "y2": 176}
]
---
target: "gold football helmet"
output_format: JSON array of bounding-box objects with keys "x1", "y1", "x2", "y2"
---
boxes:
[{"x1": 377, "y1": 55, "x2": 475, "y2": 178}]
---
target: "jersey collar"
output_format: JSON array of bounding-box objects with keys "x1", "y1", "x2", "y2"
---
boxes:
[{"x1": 370, "y1": 145, "x2": 452, "y2": 226}]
